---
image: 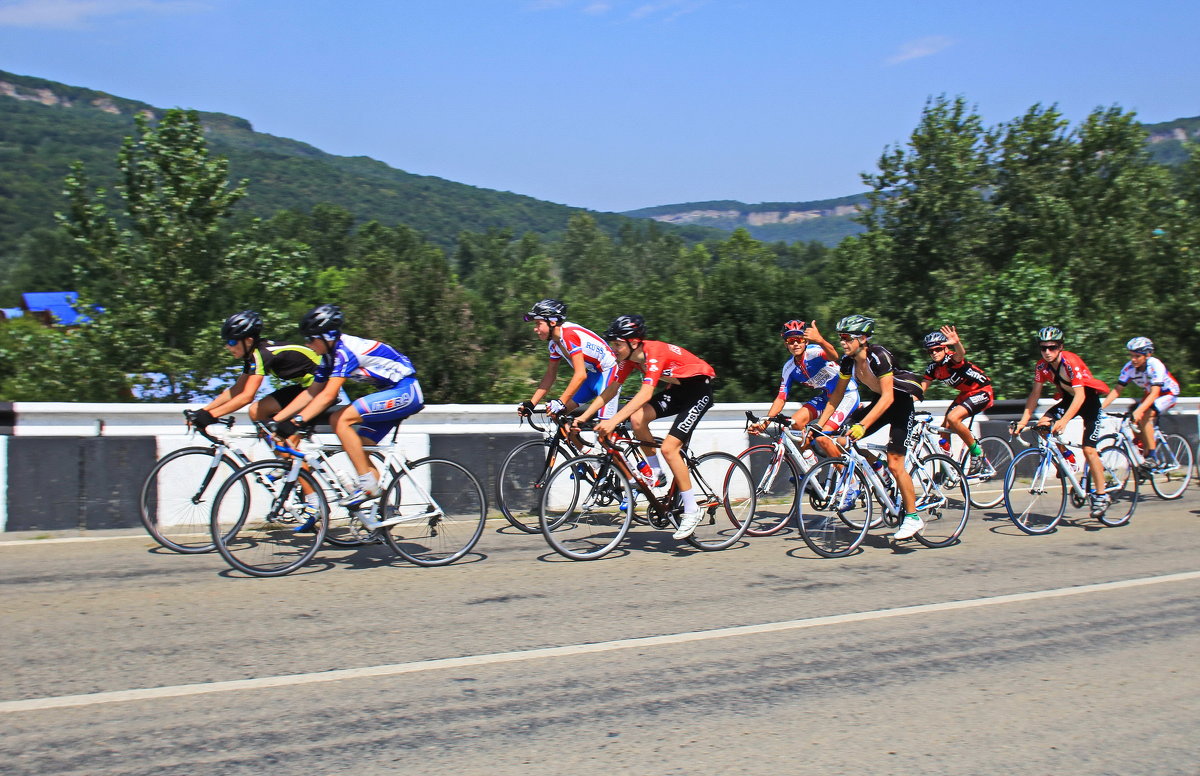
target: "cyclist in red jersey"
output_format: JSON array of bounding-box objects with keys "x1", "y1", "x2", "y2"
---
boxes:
[
  {"x1": 919, "y1": 325, "x2": 994, "y2": 475},
  {"x1": 1013, "y1": 326, "x2": 1112, "y2": 518},
  {"x1": 573, "y1": 314, "x2": 715, "y2": 540}
]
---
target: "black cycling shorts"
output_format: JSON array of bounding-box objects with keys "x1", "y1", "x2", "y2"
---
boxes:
[
  {"x1": 647, "y1": 376, "x2": 713, "y2": 443},
  {"x1": 848, "y1": 392, "x2": 916, "y2": 456},
  {"x1": 950, "y1": 390, "x2": 994, "y2": 420},
  {"x1": 1044, "y1": 388, "x2": 1104, "y2": 448}
]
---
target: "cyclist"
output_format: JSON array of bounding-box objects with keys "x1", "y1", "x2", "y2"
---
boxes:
[
  {"x1": 1013, "y1": 326, "x2": 1112, "y2": 518},
  {"x1": 748, "y1": 319, "x2": 858, "y2": 460},
  {"x1": 919, "y1": 325, "x2": 994, "y2": 475},
  {"x1": 272, "y1": 304, "x2": 425, "y2": 515},
  {"x1": 573, "y1": 314, "x2": 715, "y2": 540},
  {"x1": 186, "y1": 310, "x2": 321, "y2": 430},
  {"x1": 814, "y1": 314, "x2": 926, "y2": 540},
  {"x1": 1100, "y1": 336, "x2": 1180, "y2": 471}
]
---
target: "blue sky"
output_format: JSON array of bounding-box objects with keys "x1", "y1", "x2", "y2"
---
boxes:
[{"x1": 2, "y1": 0, "x2": 1198, "y2": 213}]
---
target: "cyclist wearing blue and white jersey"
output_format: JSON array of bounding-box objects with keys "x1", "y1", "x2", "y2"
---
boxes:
[
  {"x1": 518, "y1": 299, "x2": 619, "y2": 423},
  {"x1": 1101, "y1": 336, "x2": 1180, "y2": 468},
  {"x1": 273, "y1": 304, "x2": 424, "y2": 508},
  {"x1": 748, "y1": 319, "x2": 858, "y2": 460}
]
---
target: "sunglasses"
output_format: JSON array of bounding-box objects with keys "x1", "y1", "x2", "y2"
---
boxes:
[
  {"x1": 784, "y1": 337, "x2": 805, "y2": 345},
  {"x1": 927, "y1": 346, "x2": 947, "y2": 354},
  {"x1": 225, "y1": 339, "x2": 240, "y2": 347},
  {"x1": 1039, "y1": 344, "x2": 1060, "y2": 352}
]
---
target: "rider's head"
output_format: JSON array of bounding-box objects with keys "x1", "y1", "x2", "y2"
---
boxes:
[
  {"x1": 602, "y1": 314, "x2": 646, "y2": 358},
  {"x1": 835, "y1": 314, "x2": 874, "y2": 355},
  {"x1": 1037, "y1": 326, "x2": 1064, "y2": 360},
  {"x1": 1125, "y1": 336, "x2": 1154, "y2": 360},
  {"x1": 923, "y1": 330, "x2": 952, "y2": 364},
  {"x1": 524, "y1": 299, "x2": 567, "y2": 340},
  {"x1": 780, "y1": 319, "x2": 808, "y2": 352},
  {"x1": 221, "y1": 310, "x2": 263, "y2": 357},
  {"x1": 300, "y1": 304, "x2": 344, "y2": 353}
]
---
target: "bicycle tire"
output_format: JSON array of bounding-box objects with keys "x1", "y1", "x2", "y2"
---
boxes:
[
  {"x1": 796, "y1": 459, "x2": 871, "y2": 558},
  {"x1": 911, "y1": 453, "x2": 970, "y2": 548},
  {"x1": 958, "y1": 436, "x2": 1013, "y2": 510},
  {"x1": 139, "y1": 446, "x2": 246, "y2": 553},
  {"x1": 378, "y1": 458, "x2": 487, "y2": 566},
  {"x1": 1091, "y1": 446, "x2": 1137, "y2": 527},
  {"x1": 496, "y1": 439, "x2": 558, "y2": 533},
  {"x1": 1003, "y1": 447, "x2": 1066, "y2": 534},
  {"x1": 539, "y1": 455, "x2": 633, "y2": 560},
  {"x1": 734, "y1": 444, "x2": 801, "y2": 536},
  {"x1": 685, "y1": 452, "x2": 756, "y2": 551},
  {"x1": 211, "y1": 460, "x2": 329, "y2": 577},
  {"x1": 1150, "y1": 433, "x2": 1194, "y2": 500}
]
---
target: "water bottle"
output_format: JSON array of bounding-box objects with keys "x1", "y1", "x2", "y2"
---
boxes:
[{"x1": 871, "y1": 459, "x2": 892, "y2": 487}]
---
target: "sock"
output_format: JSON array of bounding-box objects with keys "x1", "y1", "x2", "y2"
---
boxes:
[
  {"x1": 905, "y1": 512, "x2": 919, "y2": 521},
  {"x1": 305, "y1": 494, "x2": 320, "y2": 507},
  {"x1": 358, "y1": 471, "x2": 380, "y2": 495},
  {"x1": 680, "y1": 488, "x2": 698, "y2": 513},
  {"x1": 969, "y1": 442, "x2": 982, "y2": 457}
]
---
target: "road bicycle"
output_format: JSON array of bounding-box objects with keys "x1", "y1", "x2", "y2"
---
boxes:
[
  {"x1": 209, "y1": 431, "x2": 487, "y2": 576},
  {"x1": 1003, "y1": 424, "x2": 1138, "y2": 534},
  {"x1": 734, "y1": 411, "x2": 823, "y2": 537},
  {"x1": 905, "y1": 411, "x2": 1014, "y2": 510},
  {"x1": 1097, "y1": 410, "x2": 1194, "y2": 500},
  {"x1": 795, "y1": 425, "x2": 971, "y2": 557},
  {"x1": 537, "y1": 424, "x2": 755, "y2": 560}
]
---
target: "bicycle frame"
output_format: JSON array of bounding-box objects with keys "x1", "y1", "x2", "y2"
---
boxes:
[
  {"x1": 1107, "y1": 413, "x2": 1182, "y2": 472},
  {"x1": 1015, "y1": 428, "x2": 1091, "y2": 500}
]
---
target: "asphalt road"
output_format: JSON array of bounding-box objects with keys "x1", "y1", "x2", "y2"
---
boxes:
[{"x1": 2, "y1": 491, "x2": 1199, "y2": 776}]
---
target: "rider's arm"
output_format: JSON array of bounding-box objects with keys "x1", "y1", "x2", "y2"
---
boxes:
[
  {"x1": 606, "y1": 381, "x2": 656, "y2": 427},
  {"x1": 807, "y1": 326, "x2": 839, "y2": 363},
  {"x1": 853, "y1": 372, "x2": 895, "y2": 431},
  {"x1": 1135, "y1": 384, "x2": 1161, "y2": 419},
  {"x1": 281, "y1": 378, "x2": 344, "y2": 424},
  {"x1": 920, "y1": 377, "x2": 933, "y2": 395},
  {"x1": 1100, "y1": 383, "x2": 1123, "y2": 409},
  {"x1": 529, "y1": 360, "x2": 560, "y2": 407},
  {"x1": 555, "y1": 351, "x2": 590, "y2": 407},
  {"x1": 204, "y1": 374, "x2": 264, "y2": 418}
]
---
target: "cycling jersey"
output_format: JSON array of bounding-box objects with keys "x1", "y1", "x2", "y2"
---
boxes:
[
  {"x1": 776, "y1": 344, "x2": 854, "y2": 400},
  {"x1": 242, "y1": 341, "x2": 320, "y2": 387},
  {"x1": 1116, "y1": 356, "x2": 1180, "y2": 396},
  {"x1": 615, "y1": 340, "x2": 715, "y2": 388},
  {"x1": 924, "y1": 358, "x2": 993, "y2": 398},
  {"x1": 840, "y1": 345, "x2": 924, "y2": 399},
  {"x1": 1034, "y1": 351, "x2": 1108, "y2": 397},
  {"x1": 314, "y1": 334, "x2": 417, "y2": 389},
  {"x1": 548, "y1": 321, "x2": 617, "y2": 373}
]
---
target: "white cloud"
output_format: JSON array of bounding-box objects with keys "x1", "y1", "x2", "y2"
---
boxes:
[
  {"x1": 886, "y1": 35, "x2": 955, "y2": 65},
  {"x1": 583, "y1": 1, "x2": 612, "y2": 14},
  {"x1": 526, "y1": 0, "x2": 705, "y2": 21},
  {"x1": 0, "y1": 0, "x2": 209, "y2": 28}
]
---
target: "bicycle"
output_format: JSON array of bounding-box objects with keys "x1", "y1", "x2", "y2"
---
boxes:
[
  {"x1": 1097, "y1": 410, "x2": 1194, "y2": 500},
  {"x1": 795, "y1": 425, "x2": 971, "y2": 557},
  {"x1": 537, "y1": 424, "x2": 756, "y2": 560},
  {"x1": 209, "y1": 431, "x2": 487, "y2": 576},
  {"x1": 1003, "y1": 424, "x2": 1138, "y2": 534},
  {"x1": 906, "y1": 411, "x2": 1014, "y2": 510},
  {"x1": 734, "y1": 411, "x2": 823, "y2": 537}
]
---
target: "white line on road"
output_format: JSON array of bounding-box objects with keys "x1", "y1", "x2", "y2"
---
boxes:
[
  {"x1": 0, "y1": 534, "x2": 151, "y2": 547},
  {"x1": 3, "y1": 569, "x2": 1198, "y2": 714}
]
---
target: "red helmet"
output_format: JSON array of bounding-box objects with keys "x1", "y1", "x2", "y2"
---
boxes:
[{"x1": 780, "y1": 320, "x2": 807, "y2": 339}]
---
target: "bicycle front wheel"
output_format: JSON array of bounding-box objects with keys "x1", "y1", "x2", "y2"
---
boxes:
[
  {"x1": 796, "y1": 459, "x2": 871, "y2": 558},
  {"x1": 496, "y1": 439, "x2": 556, "y2": 533},
  {"x1": 1003, "y1": 448, "x2": 1066, "y2": 534},
  {"x1": 959, "y1": 436, "x2": 1013, "y2": 510},
  {"x1": 1150, "y1": 434, "x2": 1194, "y2": 500},
  {"x1": 140, "y1": 446, "x2": 244, "y2": 553},
  {"x1": 211, "y1": 461, "x2": 328, "y2": 577},
  {"x1": 378, "y1": 458, "x2": 487, "y2": 566},
  {"x1": 734, "y1": 444, "x2": 801, "y2": 536},
  {"x1": 539, "y1": 455, "x2": 633, "y2": 560},
  {"x1": 1091, "y1": 446, "x2": 1138, "y2": 527},
  {"x1": 911, "y1": 454, "x2": 970, "y2": 548},
  {"x1": 686, "y1": 452, "x2": 755, "y2": 551}
]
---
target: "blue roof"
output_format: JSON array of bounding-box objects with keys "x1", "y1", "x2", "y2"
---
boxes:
[
  {"x1": 21, "y1": 291, "x2": 92, "y2": 325},
  {"x1": 1, "y1": 308, "x2": 23, "y2": 319}
]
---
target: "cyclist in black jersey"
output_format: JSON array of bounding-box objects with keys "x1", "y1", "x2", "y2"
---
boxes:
[{"x1": 814, "y1": 314, "x2": 926, "y2": 540}]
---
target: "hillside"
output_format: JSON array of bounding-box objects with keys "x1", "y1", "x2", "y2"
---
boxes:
[
  {"x1": 0, "y1": 69, "x2": 720, "y2": 261},
  {"x1": 623, "y1": 194, "x2": 868, "y2": 246},
  {"x1": 1143, "y1": 114, "x2": 1200, "y2": 165}
]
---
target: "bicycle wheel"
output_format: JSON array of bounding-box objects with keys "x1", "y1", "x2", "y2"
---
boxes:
[
  {"x1": 1150, "y1": 434, "x2": 1194, "y2": 500},
  {"x1": 686, "y1": 452, "x2": 756, "y2": 551},
  {"x1": 378, "y1": 458, "x2": 487, "y2": 566},
  {"x1": 139, "y1": 446, "x2": 244, "y2": 553},
  {"x1": 734, "y1": 444, "x2": 801, "y2": 536},
  {"x1": 1091, "y1": 446, "x2": 1138, "y2": 527},
  {"x1": 323, "y1": 450, "x2": 389, "y2": 548},
  {"x1": 911, "y1": 453, "x2": 969, "y2": 548},
  {"x1": 496, "y1": 439, "x2": 557, "y2": 533},
  {"x1": 211, "y1": 461, "x2": 328, "y2": 577},
  {"x1": 539, "y1": 455, "x2": 633, "y2": 560},
  {"x1": 1003, "y1": 448, "x2": 1066, "y2": 534},
  {"x1": 796, "y1": 459, "x2": 871, "y2": 558},
  {"x1": 959, "y1": 436, "x2": 1013, "y2": 510}
]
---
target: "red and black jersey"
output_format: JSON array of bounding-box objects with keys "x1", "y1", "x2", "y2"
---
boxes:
[
  {"x1": 924, "y1": 358, "x2": 993, "y2": 398},
  {"x1": 1034, "y1": 351, "x2": 1109, "y2": 397}
]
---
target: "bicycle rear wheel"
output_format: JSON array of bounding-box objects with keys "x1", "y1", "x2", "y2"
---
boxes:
[
  {"x1": 496, "y1": 439, "x2": 556, "y2": 534},
  {"x1": 796, "y1": 459, "x2": 871, "y2": 558},
  {"x1": 686, "y1": 452, "x2": 755, "y2": 551},
  {"x1": 1003, "y1": 448, "x2": 1066, "y2": 534},
  {"x1": 734, "y1": 444, "x2": 800, "y2": 536},
  {"x1": 1091, "y1": 446, "x2": 1138, "y2": 527},
  {"x1": 959, "y1": 436, "x2": 1013, "y2": 510},
  {"x1": 140, "y1": 446, "x2": 244, "y2": 553},
  {"x1": 211, "y1": 461, "x2": 328, "y2": 577},
  {"x1": 539, "y1": 455, "x2": 633, "y2": 560},
  {"x1": 911, "y1": 454, "x2": 970, "y2": 548},
  {"x1": 378, "y1": 458, "x2": 487, "y2": 566},
  {"x1": 1150, "y1": 434, "x2": 1194, "y2": 500}
]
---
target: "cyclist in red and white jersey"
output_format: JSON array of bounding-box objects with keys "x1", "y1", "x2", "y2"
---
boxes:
[
  {"x1": 1013, "y1": 326, "x2": 1111, "y2": 517},
  {"x1": 573, "y1": 314, "x2": 715, "y2": 540},
  {"x1": 517, "y1": 299, "x2": 618, "y2": 425},
  {"x1": 1101, "y1": 336, "x2": 1180, "y2": 469},
  {"x1": 919, "y1": 325, "x2": 994, "y2": 475}
]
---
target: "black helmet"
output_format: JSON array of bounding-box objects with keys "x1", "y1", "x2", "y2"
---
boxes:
[
  {"x1": 523, "y1": 299, "x2": 567, "y2": 324},
  {"x1": 835, "y1": 314, "x2": 875, "y2": 337},
  {"x1": 603, "y1": 314, "x2": 647, "y2": 341},
  {"x1": 300, "y1": 304, "x2": 344, "y2": 337},
  {"x1": 1037, "y1": 326, "x2": 1064, "y2": 343},
  {"x1": 221, "y1": 310, "x2": 263, "y2": 341},
  {"x1": 780, "y1": 319, "x2": 808, "y2": 339},
  {"x1": 923, "y1": 330, "x2": 949, "y2": 349}
]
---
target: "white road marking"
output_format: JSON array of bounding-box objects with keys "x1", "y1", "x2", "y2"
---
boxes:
[
  {"x1": 0, "y1": 535, "x2": 152, "y2": 547},
  {"x1": 3, "y1": 569, "x2": 1198, "y2": 714}
]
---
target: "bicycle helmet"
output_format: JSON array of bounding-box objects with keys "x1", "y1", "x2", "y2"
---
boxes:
[
  {"x1": 923, "y1": 330, "x2": 952, "y2": 362},
  {"x1": 780, "y1": 319, "x2": 808, "y2": 339},
  {"x1": 221, "y1": 310, "x2": 263, "y2": 341},
  {"x1": 835, "y1": 314, "x2": 875, "y2": 337},
  {"x1": 1126, "y1": 336, "x2": 1154, "y2": 354},
  {"x1": 300, "y1": 304, "x2": 344, "y2": 338},
  {"x1": 523, "y1": 298, "x2": 567, "y2": 324},
  {"x1": 602, "y1": 314, "x2": 647, "y2": 341},
  {"x1": 1037, "y1": 326, "x2": 1064, "y2": 343}
]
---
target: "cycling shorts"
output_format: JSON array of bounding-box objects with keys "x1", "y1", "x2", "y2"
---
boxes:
[
  {"x1": 351, "y1": 377, "x2": 425, "y2": 442},
  {"x1": 848, "y1": 393, "x2": 916, "y2": 456},
  {"x1": 949, "y1": 390, "x2": 993, "y2": 419},
  {"x1": 804, "y1": 389, "x2": 861, "y2": 430},
  {"x1": 1043, "y1": 388, "x2": 1104, "y2": 448},
  {"x1": 260, "y1": 385, "x2": 336, "y2": 425},
  {"x1": 571, "y1": 366, "x2": 618, "y2": 420},
  {"x1": 647, "y1": 376, "x2": 713, "y2": 443},
  {"x1": 1150, "y1": 394, "x2": 1177, "y2": 415}
]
